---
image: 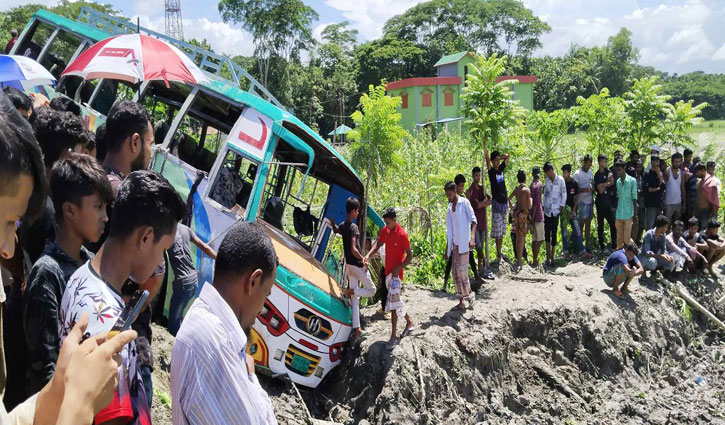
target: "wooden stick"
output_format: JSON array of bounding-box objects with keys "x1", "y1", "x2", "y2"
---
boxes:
[{"x1": 413, "y1": 344, "x2": 426, "y2": 406}]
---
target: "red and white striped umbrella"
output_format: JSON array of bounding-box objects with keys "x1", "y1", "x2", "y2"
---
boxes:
[{"x1": 62, "y1": 33, "x2": 208, "y2": 86}]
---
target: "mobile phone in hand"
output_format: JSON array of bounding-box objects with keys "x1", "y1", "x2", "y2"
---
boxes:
[{"x1": 107, "y1": 289, "x2": 149, "y2": 339}]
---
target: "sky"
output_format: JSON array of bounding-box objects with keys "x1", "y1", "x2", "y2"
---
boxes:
[{"x1": 2, "y1": 0, "x2": 724, "y2": 75}]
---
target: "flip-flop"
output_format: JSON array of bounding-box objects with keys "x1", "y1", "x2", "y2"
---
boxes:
[
  {"x1": 386, "y1": 338, "x2": 399, "y2": 351},
  {"x1": 401, "y1": 326, "x2": 416, "y2": 338},
  {"x1": 453, "y1": 304, "x2": 466, "y2": 311},
  {"x1": 613, "y1": 290, "x2": 625, "y2": 299}
]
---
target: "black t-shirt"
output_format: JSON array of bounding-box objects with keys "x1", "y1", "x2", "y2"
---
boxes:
[
  {"x1": 488, "y1": 164, "x2": 507, "y2": 204},
  {"x1": 593, "y1": 169, "x2": 614, "y2": 206},
  {"x1": 19, "y1": 197, "x2": 56, "y2": 264},
  {"x1": 701, "y1": 231, "x2": 722, "y2": 242},
  {"x1": 339, "y1": 220, "x2": 363, "y2": 267},
  {"x1": 644, "y1": 170, "x2": 663, "y2": 208},
  {"x1": 565, "y1": 179, "x2": 578, "y2": 208}
]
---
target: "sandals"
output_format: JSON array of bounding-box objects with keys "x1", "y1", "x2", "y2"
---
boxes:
[
  {"x1": 401, "y1": 326, "x2": 416, "y2": 338},
  {"x1": 613, "y1": 289, "x2": 625, "y2": 299}
]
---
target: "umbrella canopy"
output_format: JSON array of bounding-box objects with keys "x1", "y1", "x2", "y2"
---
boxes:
[
  {"x1": 62, "y1": 33, "x2": 208, "y2": 86},
  {"x1": 328, "y1": 124, "x2": 353, "y2": 136},
  {"x1": 0, "y1": 55, "x2": 56, "y2": 90}
]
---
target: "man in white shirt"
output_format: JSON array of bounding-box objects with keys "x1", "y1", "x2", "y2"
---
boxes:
[
  {"x1": 543, "y1": 162, "x2": 566, "y2": 267},
  {"x1": 572, "y1": 155, "x2": 594, "y2": 251},
  {"x1": 171, "y1": 221, "x2": 279, "y2": 425},
  {"x1": 445, "y1": 181, "x2": 476, "y2": 310}
]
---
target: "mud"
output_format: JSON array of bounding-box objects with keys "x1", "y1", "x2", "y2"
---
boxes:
[{"x1": 152, "y1": 259, "x2": 725, "y2": 424}]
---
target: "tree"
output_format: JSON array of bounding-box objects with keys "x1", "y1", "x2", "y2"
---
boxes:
[
  {"x1": 348, "y1": 84, "x2": 406, "y2": 247},
  {"x1": 526, "y1": 109, "x2": 572, "y2": 165},
  {"x1": 525, "y1": 28, "x2": 640, "y2": 112},
  {"x1": 575, "y1": 88, "x2": 629, "y2": 155},
  {"x1": 461, "y1": 53, "x2": 525, "y2": 151},
  {"x1": 460, "y1": 53, "x2": 525, "y2": 263},
  {"x1": 383, "y1": 0, "x2": 550, "y2": 72},
  {"x1": 623, "y1": 76, "x2": 671, "y2": 152},
  {"x1": 355, "y1": 36, "x2": 427, "y2": 92},
  {"x1": 0, "y1": 2, "x2": 117, "y2": 48},
  {"x1": 662, "y1": 99, "x2": 708, "y2": 150},
  {"x1": 218, "y1": 0, "x2": 318, "y2": 87}
]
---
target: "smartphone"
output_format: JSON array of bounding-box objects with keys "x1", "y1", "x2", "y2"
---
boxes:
[{"x1": 107, "y1": 290, "x2": 149, "y2": 339}]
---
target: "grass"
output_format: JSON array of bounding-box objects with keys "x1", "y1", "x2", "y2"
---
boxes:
[
  {"x1": 559, "y1": 119, "x2": 725, "y2": 151},
  {"x1": 689, "y1": 120, "x2": 725, "y2": 147}
]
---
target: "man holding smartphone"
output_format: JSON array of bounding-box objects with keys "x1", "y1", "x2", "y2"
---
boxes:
[{"x1": 60, "y1": 171, "x2": 185, "y2": 425}]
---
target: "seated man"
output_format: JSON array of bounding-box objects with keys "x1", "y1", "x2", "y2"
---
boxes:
[
  {"x1": 666, "y1": 220, "x2": 708, "y2": 272},
  {"x1": 700, "y1": 220, "x2": 725, "y2": 274},
  {"x1": 684, "y1": 217, "x2": 712, "y2": 272},
  {"x1": 603, "y1": 242, "x2": 644, "y2": 298},
  {"x1": 639, "y1": 214, "x2": 676, "y2": 278}
]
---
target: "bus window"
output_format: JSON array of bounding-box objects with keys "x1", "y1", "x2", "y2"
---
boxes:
[
  {"x1": 39, "y1": 30, "x2": 83, "y2": 79},
  {"x1": 15, "y1": 21, "x2": 54, "y2": 59},
  {"x1": 166, "y1": 113, "x2": 226, "y2": 173},
  {"x1": 209, "y1": 149, "x2": 259, "y2": 215},
  {"x1": 259, "y1": 139, "x2": 330, "y2": 251}
]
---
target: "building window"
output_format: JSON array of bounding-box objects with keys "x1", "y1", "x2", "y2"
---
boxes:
[
  {"x1": 401, "y1": 92, "x2": 408, "y2": 109},
  {"x1": 422, "y1": 92, "x2": 432, "y2": 108},
  {"x1": 444, "y1": 91, "x2": 454, "y2": 107}
]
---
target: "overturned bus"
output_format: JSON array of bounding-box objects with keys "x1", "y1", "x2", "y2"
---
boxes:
[{"x1": 12, "y1": 6, "x2": 381, "y2": 387}]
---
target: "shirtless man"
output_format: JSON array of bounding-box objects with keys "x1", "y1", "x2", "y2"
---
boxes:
[{"x1": 509, "y1": 170, "x2": 532, "y2": 270}]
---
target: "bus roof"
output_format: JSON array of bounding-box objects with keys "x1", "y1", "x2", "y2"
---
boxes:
[
  {"x1": 33, "y1": 9, "x2": 110, "y2": 42},
  {"x1": 29, "y1": 8, "x2": 364, "y2": 195},
  {"x1": 200, "y1": 79, "x2": 363, "y2": 194}
]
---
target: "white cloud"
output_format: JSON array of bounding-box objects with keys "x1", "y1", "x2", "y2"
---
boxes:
[
  {"x1": 182, "y1": 18, "x2": 254, "y2": 57},
  {"x1": 132, "y1": 14, "x2": 254, "y2": 58},
  {"x1": 312, "y1": 22, "x2": 332, "y2": 43},
  {"x1": 323, "y1": 0, "x2": 425, "y2": 40},
  {"x1": 132, "y1": 0, "x2": 163, "y2": 19},
  {"x1": 0, "y1": 0, "x2": 55, "y2": 9},
  {"x1": 522, "y1": 0, "x2": 725, "y2": 74},
  {"x1": 713, "y1": 44, "x2": 725, "y2": 61}
]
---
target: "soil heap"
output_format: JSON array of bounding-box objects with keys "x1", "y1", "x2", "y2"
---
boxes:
[{"x1": 151, "y1": 260, "x2": 725, "y2": 425}]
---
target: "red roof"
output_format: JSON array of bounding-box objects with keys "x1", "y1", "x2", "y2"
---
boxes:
[
  {"x1": 497, "y1": 75, "x2": 538, "y2": 84},
  {"x1": 386, "y1": 77, "x2": 461, "y2": 91},
  {"x1": 386, "y1": 75, "x2": 537, "y2": 91}
]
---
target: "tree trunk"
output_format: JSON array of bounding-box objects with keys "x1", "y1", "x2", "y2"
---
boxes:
[
  {"x1": 482, "y1": 136, "x2": 490, "y2": 268},
  {"x1": 360, "y1": 158, "x2": 372, "y2": 255}
]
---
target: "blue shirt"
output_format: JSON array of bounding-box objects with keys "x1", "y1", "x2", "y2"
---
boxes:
[{"x1": 603, "y1": 249, "x2": 640, "y2": 274}]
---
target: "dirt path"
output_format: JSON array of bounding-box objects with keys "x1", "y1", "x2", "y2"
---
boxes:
[{"x1": 151, "y1": 259, "x2": 725, "y2": 424}]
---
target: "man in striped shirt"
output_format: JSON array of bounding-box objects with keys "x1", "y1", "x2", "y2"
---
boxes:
[{"x1": 171, "y1": 221, "x2": 279, "y2": 425}]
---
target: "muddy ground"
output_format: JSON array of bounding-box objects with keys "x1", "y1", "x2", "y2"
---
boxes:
[{"x1": 151, "y1": 258, "x2": 725, "y2": 425}]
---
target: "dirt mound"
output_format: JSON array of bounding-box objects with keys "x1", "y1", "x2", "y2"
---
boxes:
[{"x1": 152, "y1": 261, "x2": 725, "y2": 425}]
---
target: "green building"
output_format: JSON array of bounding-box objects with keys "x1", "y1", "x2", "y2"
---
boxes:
[{"x1": 386, "y1": 51, "x2": 537, "y2": 134}]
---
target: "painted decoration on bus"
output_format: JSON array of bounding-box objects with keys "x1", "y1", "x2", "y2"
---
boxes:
[{"x1": 229, "y1": 107, "x2": 273, "y2": 161}]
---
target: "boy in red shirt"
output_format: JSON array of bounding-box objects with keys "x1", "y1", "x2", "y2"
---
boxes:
[{"x1": 365, "y1": 208, "x2": 415, "y2": 350}]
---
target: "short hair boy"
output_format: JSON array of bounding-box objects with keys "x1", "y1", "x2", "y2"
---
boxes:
[
  {"x1": 23, "y1": 153, "x2": 114, "y2": 395},
  {"x1": 603, "y1": 242, "x2": 643, "y2": 298},
  {"x1": 365, "y1": 208, "x2": 415, "y2": 350},
  {"x1": 700, "y1": 220, "x2": 725, "y2": 273},
  {"x1": 328, "y1": 197, "x2": 376, "y2": 341},
  {"x1": 639, "y1": 215, "x2": 675, "y2": 278},
  {"x1": 59, "y1": 170, "x2": 185, "y2": 425},
  {"x1": 2, "y1": 87, "x2": 32, "y2": 119}
]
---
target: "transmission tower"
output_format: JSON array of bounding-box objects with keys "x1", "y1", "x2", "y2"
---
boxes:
[{"x1": 165, "y1": 0, "x2": 184, "y2": 40}]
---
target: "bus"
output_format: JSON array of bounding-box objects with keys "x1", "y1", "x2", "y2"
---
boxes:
[{"x1": 12, "y1": 7, "x2": 382, "y2": 388}]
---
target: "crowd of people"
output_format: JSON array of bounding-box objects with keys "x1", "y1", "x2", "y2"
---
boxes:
[
  {"x1": 0, "y1": 83, "x2": 289, "y2": 424},
  {"x1": 437, "y1": 141, "x2": 725, "y2": 302},
  {"x1": 2, "y1": 68, "x2": 725, "y2": 424}
]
